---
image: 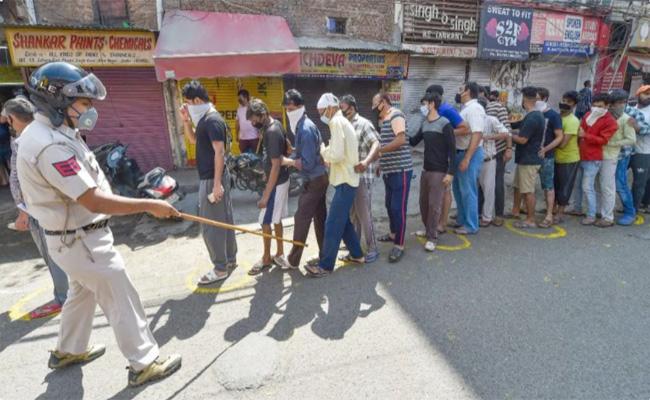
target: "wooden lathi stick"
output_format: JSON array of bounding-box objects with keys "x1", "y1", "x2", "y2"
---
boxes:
[{"x1": 179, "y1": 213, "x2": 307, "y2": 247}]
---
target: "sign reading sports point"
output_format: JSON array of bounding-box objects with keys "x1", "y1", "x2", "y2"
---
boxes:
[{"x1": 4, "y1": 27, "x2": 155, "y2": 67}]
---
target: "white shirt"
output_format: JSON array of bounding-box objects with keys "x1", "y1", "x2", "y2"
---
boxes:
[
  {"x1": 482, "y1": 115, "x2": 510, "y2": 158},
  {"x1": 237, "y1": 105, "x2": 259, "y2": 141},
  {"x1": 458, "y1": 99, "x2": 485, "y2": 150},
  {"x1": 635, "y1": 104, "x2": 650, "y2": 154},
  {"x1": 16, "y1": 113, "x2": 111, "y2": 231}
]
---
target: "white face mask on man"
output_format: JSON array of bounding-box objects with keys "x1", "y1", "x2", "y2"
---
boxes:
[
  {"x1": 187, "y1": 103, "x2": 212, "y2": 125},
  {"x1": 286, "y1": 107, "x2": 305, "y2": 134},
  {"x1": 534, "y1": 100, "x2": 548, "y2": 112}
]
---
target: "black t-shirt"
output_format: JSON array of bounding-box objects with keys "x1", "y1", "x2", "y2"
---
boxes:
[
  {"x1": 542, "y1": 108, "x2": 563, "y2": 157},
  {"x1": 263, "y1": 120, "x2": 289, "y2": 186},
  {"x1": 515, "y1": 111, "x2": 545, "y2": 165},
  {"x1": 195, "y1": 111, "x2": 227, "y2": 180}
]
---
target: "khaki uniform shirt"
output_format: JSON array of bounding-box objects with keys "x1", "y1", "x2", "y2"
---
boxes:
[{"x1": 16, "y1": 113, "x2": 111, "y2": 231}]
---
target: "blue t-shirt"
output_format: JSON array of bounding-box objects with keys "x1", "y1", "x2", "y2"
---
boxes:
[
  {"x1": 542, "y1": 109, "x2": 563, "y2": 157},
  {"x1": 438, "y1": 102, "x2": 463, "y2": 129}
]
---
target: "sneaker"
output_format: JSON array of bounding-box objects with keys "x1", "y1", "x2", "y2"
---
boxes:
[
  {"x1": 424, "y1": 241, "x2": 436, "y2": 252},
  {"x1": 274, "y1": 255, "x2": 296, "y2": 270},
  {"x1": 48, "y1": 344, "x2": 106, "y2": 369},
  {"x1": 364, "y1": 250, "x2": 380, "y2": 264},
  {"x1": 128, "y1": 354, "x2": 182, "y2": 387},
  {"x1": 581, "y1": 217, "x2": 596, "y2": 225},
  {"x1": 414, "y1": 230, "x2": 426, "y2": 238}
]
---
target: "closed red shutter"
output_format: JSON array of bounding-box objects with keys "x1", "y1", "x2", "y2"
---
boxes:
[{"x1": 88, "y1": 68, "x2": 173, "y2": 171}]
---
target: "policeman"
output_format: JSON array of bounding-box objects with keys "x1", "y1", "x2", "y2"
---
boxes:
[{"x1": 16, "y1": 62, "x2": 181, "y2": 387}]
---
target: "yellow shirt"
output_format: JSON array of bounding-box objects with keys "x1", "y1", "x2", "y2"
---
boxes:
[
  {"x1": 320, "y1": 110, "x2": 360, "y2": 187},
  {"x1": 556, "y1": 114, "x2": 580, "y2": 164}
]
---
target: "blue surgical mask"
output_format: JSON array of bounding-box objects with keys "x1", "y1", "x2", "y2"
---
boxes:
[{"x1": 420, "y1": 105, "x2": 429, "y2": 117}]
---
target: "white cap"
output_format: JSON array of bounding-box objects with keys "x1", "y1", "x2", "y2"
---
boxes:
[{"x1": 317, "y1": 93, "x2": 339, "y2": 109}]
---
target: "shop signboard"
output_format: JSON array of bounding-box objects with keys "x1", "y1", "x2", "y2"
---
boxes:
[
  {"x1": 478, "y1": 5, "x2": 533, "y2": 61},
  {"x1": 530, "y1": 12, "x2": 601, "y2": 57},
  {"x1": 298, "y1": 50, "x2": 409, "y2": 79}
]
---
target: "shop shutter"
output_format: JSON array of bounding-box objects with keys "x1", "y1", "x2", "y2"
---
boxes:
[
  {"x1": 469, "y1": 59, "x2": 493, "y2": 88},
  {"x1": 402, "y1": 57, "x2": 467, "y2": 135},
  {"x1": 283, "y1": 77, "x2": 380, "y2": 142},
  {"x1": 89, "y1": 68, "x2": 173, "y2": 171},
  {"x1": 527, "y1": 62, "x2": 580, "y2": 109}
]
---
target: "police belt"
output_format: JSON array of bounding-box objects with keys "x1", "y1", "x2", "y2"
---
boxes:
[{"x1": 44, "y1": 220, "x2": 109, "y2": 236}]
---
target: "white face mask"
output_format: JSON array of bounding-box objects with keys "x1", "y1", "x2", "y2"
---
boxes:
[
  {"x1": 420, "y1": 105, "x2": 429, "y2": 117},
  {"x1": 188, "y1": 103, "x2": 212, "y2": 125},
  {"x1": 286, "y1": 107, "x2": 305, "y2": 134},
  {"x1": 535, "y1": 100, "x2": 547, "y2": 112},
  {"x1": 586, "y1": 106, "x2": 608, "y2": 126}
]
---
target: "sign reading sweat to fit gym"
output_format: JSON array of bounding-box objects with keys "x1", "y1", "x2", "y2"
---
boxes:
[{"x1": 4, "y1": 27, "x2": 156, "y2": 67}]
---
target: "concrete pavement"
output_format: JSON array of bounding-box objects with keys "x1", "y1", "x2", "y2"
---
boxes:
[{"x1": 1, "y1": 158, "x2": 650, "y2": 399}]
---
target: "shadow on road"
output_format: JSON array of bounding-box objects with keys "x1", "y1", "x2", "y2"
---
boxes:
[
  {"x1": 35, "y1": 366, "x2": 84, "y2": 400},
  {"x1": 0, "y1": 311, "x2": 55, "y2": 353}
]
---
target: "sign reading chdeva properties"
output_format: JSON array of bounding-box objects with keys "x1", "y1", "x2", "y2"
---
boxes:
[
  {"x1": 298, "y1": 50, "x2": 409, "y2": 79},
  {"x1": 4, "y1": 27, "x2": 155, "y2": 67}
]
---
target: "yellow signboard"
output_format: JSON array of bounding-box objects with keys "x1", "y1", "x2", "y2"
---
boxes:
[
  {"x1": 4, "y1": 27, "x2": 155, "y2": 67},
  {"x1": 178, "y1": 77, "x2": 285, "y2": 163},
  {"x1": 298, "y1": 50, "x2": 409, "y2": 79}
]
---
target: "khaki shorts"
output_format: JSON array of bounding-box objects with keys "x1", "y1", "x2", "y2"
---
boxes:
[{"x1": 514, "y1": 164, "x2": 541, "y2": 194}]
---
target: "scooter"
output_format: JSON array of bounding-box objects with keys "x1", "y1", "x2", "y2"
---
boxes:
[{"x1": 92, "y1": 142, "x2": 184, "y2": 205}]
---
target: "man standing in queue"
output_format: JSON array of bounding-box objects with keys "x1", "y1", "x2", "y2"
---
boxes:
[{"x1": 17, "y1": 62, "x2": 181, "y2": 386}]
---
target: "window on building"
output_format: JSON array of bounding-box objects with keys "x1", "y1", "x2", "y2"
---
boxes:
[
  {"x1": 326, "y1": 17, "x2": 346, "y2": 35},
  {"x1": 95, "y1": 0, "x2": 130, "y2": 27}
]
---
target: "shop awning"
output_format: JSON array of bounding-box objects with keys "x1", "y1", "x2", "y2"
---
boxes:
[{"x1": 153, "y1": 10, "x2": 300, "y2": 81}]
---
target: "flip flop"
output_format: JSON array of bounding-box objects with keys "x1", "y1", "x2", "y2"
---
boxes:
[
  {"x1": 248, "y1": 261, "x2": 272, "y2": 276},
  {"x1": 304, "y1": 265, "x2": 330, "y2": 278},
  {"x1": 513, "y1": 221, "x2": 537, "y2": 229},
  {"x1": 537, "y1": 218, "x2": 553, "y2": 228},
  {"x1": 197, "y1": 269, "x2": 229, "y2": 285},
  {"x1": 337, "y1": 254, "x2": 365, "y2": 264}
]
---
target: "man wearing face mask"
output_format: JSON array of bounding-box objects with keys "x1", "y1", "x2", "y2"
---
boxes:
[
  {"x1": 17, "y1": 62, "x2": 181, "y2": 386},
  {"x1": 304, "y1": 93, "x2": 363, "y2": 277},
  {"x1": 535, "y1": 88, "x2": 564, "y2": 228},
  {"x1": 281, "y1": 89, "x2": 328, "y2": 269},
  {"x1": 247, "y1": 98, "x2": 291, "y2": 274},
  {"x1": 180, "y1": 80, "x2": 238, "y2": 285},
  {"x1": 453, "y1": 82, "x2": 485, "y2": 235},
  {"x1": 5, "y1": 97, "x2": 69, "y2": 319},
  {"x1": 555, "y1": 91, "x2": 582, "y2": 223},
  {"x1": 340, "y1": 94, "x2": 381, "y2": 263},
  {"x1": 236, "y1": 89, "x2": 260, "y2": 154},
  {"x1": 605, "y1": 90, "x2": 637, "y2": 226},
  {"x1": 578, "y1": 93, "x2": 618, "y2": 226},
  {"x1": 372, "y1": 92, "x2": 413, "y2": 262},
  {"x1": 626, "y1": 85, "x2": 650, "y2": 216}
]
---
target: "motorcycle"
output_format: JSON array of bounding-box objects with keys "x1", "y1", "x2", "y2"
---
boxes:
[
  {"x1": 226, "y1": 152, "x2": 303, "y2": 198},
  {"x1": 92, "y1": 142, "x2": 184, "y2": 205}
]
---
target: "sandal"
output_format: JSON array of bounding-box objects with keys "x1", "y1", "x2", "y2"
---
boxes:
[
  {"x1": 553, "y1": 215, "x2": 566, "y2": 225},
  {"x1": 504, "y1": 212, "x2": 521, "y2": 219},
  {"x1": 377, "y1": 233, "x2": 394, "y2": 242},
  {"x1": 513, "y1": 220, "x2": 537, "y2": 229},
  {"x1": 248, "y1": 261, "x2": 272, "y2": 276},
  {"x1": 537, "y1": 218, "x2": 553, "y2": 228},
  {"x1": 437, "y1": 227, "x2": 447, "y2": 235},
  {"x1": 304, "y1": 264, "x2": 330, "y2": 278},
  {"x1": 479, "y1": 220, "x2": 491, "y2": 228},
  {"x1": 492, "y1": 217, "x2": 504, "y2": 227},
  {"x1": 198, "y1": 268, "x2": 229, "y2": 285},
  {"x1": 29, "y1": 303, "x2": 62, "y2": 319},
  {"x1": 338, "y1": 254, "x2": 365, "y2": 264}
]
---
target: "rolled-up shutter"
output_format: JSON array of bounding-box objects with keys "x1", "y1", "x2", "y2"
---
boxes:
[
  {"x1": 89, "y1": 68, "x2": 173, "y2": 171},
  {"x1": 527, "y1": 62, "x2": 580, "y2": 108},
  {"x1": 469, "y1": 59, "x2": 493, "y2": 87}
]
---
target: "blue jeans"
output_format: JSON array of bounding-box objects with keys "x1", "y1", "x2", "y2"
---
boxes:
[
  {"x1": 383, "y1": 170, "x2": 412, "y2": 246},
  {"x1": 29, "y1": 217, "x2": 68, "y2": 305},
  {"x1": 452, "y1": 147, "x2": 484, "y2": 233},
  {"x1": 581, "y1": 160, "x2": 602, "y2": 218},
  {"x1": 616, "y1": 155, "x2": 636, "y2": 218},
  {"x1": 320, "y1": 183, "x2": 362, "y2": 271}
]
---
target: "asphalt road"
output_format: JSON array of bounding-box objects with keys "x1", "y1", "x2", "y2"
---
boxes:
[{"x1": 1, "y1": 167, "x2": 650, "y2": 400}]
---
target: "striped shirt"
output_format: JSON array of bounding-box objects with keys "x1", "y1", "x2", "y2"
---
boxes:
[
  {"x1": 379, "y1": 110, "x2": 413, "y2": 174},
  {"x1": 350, "y1": 113, "x2": 380, "y2": 181},
  {"x1": 485, "y1": 101, "x2": 511, "y2": 154}
]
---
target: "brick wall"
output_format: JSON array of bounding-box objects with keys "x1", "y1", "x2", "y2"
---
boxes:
[{"x1": 34, "y1": 0, "x2": 95, "y2": 25}]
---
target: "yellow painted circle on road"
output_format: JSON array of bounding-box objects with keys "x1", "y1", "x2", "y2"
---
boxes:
[
  {"x1": 504, "y1": 220, "x2": 567, "y2": 239},
  {"x1": 416, "y1": 234, "x2": 472, "y2": 251},
  {"x1": 635, "y1": 215, "x2": 645, "y2": 225},
  {"x1": 7, "y1": 286, "x2": 48, "y2": 322}
]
